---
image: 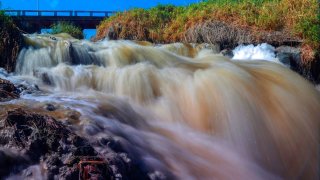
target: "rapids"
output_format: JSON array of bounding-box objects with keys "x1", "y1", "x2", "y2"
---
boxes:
[{"x1": 3, "y1": 33, "x2": 319, "y2": 179}]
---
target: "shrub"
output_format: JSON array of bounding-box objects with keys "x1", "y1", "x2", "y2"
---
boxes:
[{"x1": 51, "y1": 22, "x2": 84, "y2": 39}]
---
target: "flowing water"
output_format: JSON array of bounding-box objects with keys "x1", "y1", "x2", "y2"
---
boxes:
[{"x1": 2, "y1": 33, "x2": 319, "y2": 179}]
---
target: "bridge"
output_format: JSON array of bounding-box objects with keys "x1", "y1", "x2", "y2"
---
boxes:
[{"x1": 5, "y1": 10, "x2": 116, "y2": 33}]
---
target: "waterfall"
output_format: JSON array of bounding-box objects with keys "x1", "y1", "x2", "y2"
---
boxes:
[{"x1": 4, "y1": 33, "x2": 319, "y2": 179}]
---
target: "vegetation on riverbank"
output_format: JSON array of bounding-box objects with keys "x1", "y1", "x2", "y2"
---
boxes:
[
  {"x1": 0, "y1": 6, "x2": 24, "y2": 72},
  {"x1": 97, "y1": 0, "x2": 319, "y2": 61},
  {"x1": 51, "y1": 22, "x2": 84, "y2": 39}
]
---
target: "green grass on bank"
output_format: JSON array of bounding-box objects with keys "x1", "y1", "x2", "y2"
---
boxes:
[
  {"x1": 97, "y1": 0, "x2": 319, "y2": 52},
  {"x1": 51, "y1": 22, "x2": 84, "y2": 39}
]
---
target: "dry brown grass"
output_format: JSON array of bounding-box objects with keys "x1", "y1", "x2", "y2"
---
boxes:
[{"x1": 96, "y1": 0, "x2": 319, "y2": 62}]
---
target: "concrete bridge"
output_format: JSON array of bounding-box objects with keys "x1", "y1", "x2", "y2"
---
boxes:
[{"x1": 5, "y1": 10, "x2": 116, "y2": 33}]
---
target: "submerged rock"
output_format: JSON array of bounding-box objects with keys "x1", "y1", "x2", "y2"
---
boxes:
[
  {"x1": 45, "y1": 103, "x2": 57, "y2": 111},
  {"x1": 0, "y1": 78, "x2": 19, "y2": 101}
]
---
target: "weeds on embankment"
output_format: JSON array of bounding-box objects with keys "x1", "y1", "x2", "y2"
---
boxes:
[
  {"x1": 97, "y1": 0, "x2": 319, "y2": 61},
  {"x1": 51, "y1": 22, "x2": 84, "y2": 39}
]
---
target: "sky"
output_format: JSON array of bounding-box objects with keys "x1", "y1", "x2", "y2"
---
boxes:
[
  {"x1": 1, "y1": 0, "x2": 200, "y2": 11},
  {"x1": 1, "y1": 0, "x2": 200, "y2": 39}
]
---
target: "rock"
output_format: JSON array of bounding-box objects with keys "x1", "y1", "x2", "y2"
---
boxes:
[
  {"x1": 65, "y1": 110, "x2": 81, "y2": 124},
  {"x1": 277, "y1": 53, "x2": 291, "y2": 66},
  {"x1": 0, "y1": 15, "x2": 24, "y2": 72},
  {"x1": 41, "y1": 72, "x2": 53, "y2": 85},
  {"x1": 220, "y1": 49, "x2": 234, "y2": 58},
  {"x1": 45, "y1": 103, "x2": 56, "y2": 111},
  {"x1": 0, "y1": 108, "x2": 99, "y2": 179},
  {"x1": 276, "y1": 46, "x2": 304, "y2": 75},
  {"x1": 15, "y1": 82, "x2": 40, "y2": 95},
  {"x1": 0, "y1": 78, "x2": 19, "y2": 101},
  {"x1": 311, "y1": 53, "x2": 320, "y2": 83},
  {"x1": 0, "y1": 108, "x2": 157, "y2": 179},
  {"x1": 0, "y1": 149, "x2": 29, "y2": 177}
]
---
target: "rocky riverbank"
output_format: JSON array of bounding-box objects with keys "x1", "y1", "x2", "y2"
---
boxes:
[
  {"x1": 0, "y1": 78, "x2": 162, "y2": 179},
  {"x1": 95, "y1": 1, "x2": 320, "y2": 83},
  {"x1": 97, "y1": 20, "x2": 320, "y2": 83},
  {"x1": 0, "y1": 13, "x2": 24, "y2": 72}
]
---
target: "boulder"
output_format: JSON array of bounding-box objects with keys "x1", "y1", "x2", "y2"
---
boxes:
[{"x1": 0, "y1": 78, "x2": 19, "y2": 101}]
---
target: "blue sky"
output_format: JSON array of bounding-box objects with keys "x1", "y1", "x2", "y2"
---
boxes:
[
  {"x1": 1, "y1": 0, "x2": 200, "y2": 39},
  {"x1": 1, "y1": 0, "x2": 200, "y2": 11}
]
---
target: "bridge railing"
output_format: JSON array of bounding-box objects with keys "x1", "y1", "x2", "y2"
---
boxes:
[{"x1": 4, "y1": 10, "x2": 116, "y2": 17}]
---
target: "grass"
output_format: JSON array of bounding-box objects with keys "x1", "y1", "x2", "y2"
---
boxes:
[
  {"x1": 97, "y1": 0, "x2": 319, "y2": 57},
  {"x1": 51, "y1": 22, "x2": 84, "y2": 39}
]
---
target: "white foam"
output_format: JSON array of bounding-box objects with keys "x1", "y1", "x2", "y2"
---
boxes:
[{"x1": 232, "y1": 43, "x2": 279, "y2": 63}]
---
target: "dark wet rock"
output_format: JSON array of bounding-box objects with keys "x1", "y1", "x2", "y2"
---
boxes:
[
  {"x1": 220, "y1": 49, "x2": 234, "y2": 58},
  {"x1": 276, "y1": 46, "x2": 302, "y2": 70},
  {"x1": 274, "y1": 46, "x2": 320, "y2": 83},
  {"x1": 42, "y1": 72, "x2": 53, "y2": 85},
  {"x1": 98, "y1": 136, "x2": 124, "y2": 152},
  {"x1": 93, "y1": 135, "x2": 169, "y2": 180},
  {"x1": 33, "y1": 84, "x2": 40, "y2": 91},
  {"x1": 16, "y1": 83, "x2": 41, "y2": 95},
  {"x1": 310, "y1": 53, "x2": 320, "y2": 84},
  {"x1": 0, "y1": 108, "x2": 162, "y2": 179},
  {"x1": 0, "y1": 78, "x2": 20, "y2": 101},
  {"x1": 69, "y1": 43, "x2": 102, "y2": 66},
  {"x1": 45, "y1": 103, "x2": 57, "y2": 111},
  {"x1": 0, "y1": 149, "x2": 29, "y2": 177},
  {"x1": 0, "y1": 108, "x2": 98, "y2": 179},
  {"x1": 49, "y1": 36, "x2": 57, "y2": 41},
  {"x1": 33, "y1": 70, "x2": 54, "y2": 86},
  {"x1": 0, "y1": 16, "x2": 24, "y2": 72},
  {"x1": 16, "y1": 84, "x2": 27, "y2": 92}
]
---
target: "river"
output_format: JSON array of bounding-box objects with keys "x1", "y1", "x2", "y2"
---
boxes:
[{"x1": 1, "y1": 33, "x2": 319, "y2": 179}]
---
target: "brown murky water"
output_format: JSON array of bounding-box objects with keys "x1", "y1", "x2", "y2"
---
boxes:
[{"x1": 2, "y1": 34, "x2": 319, "y2": 179}]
